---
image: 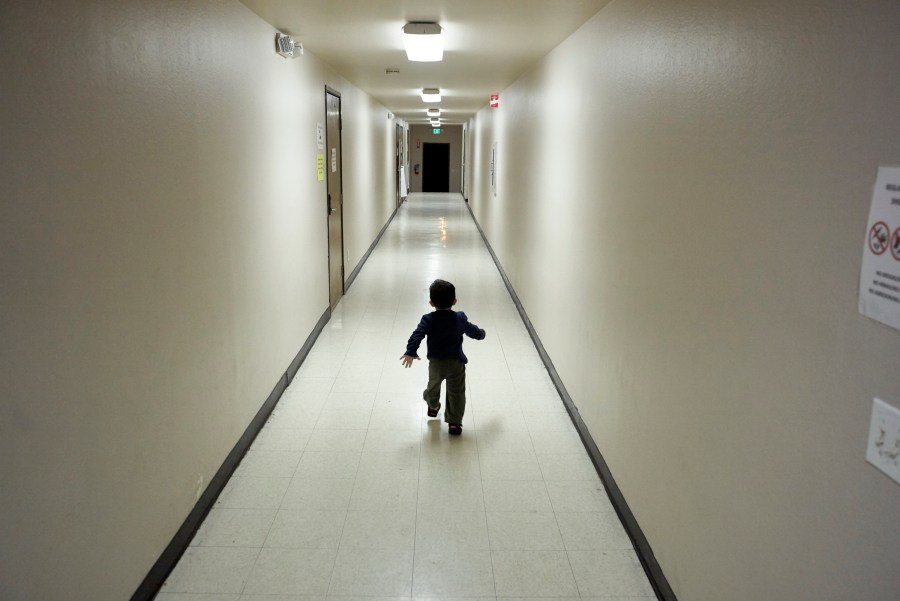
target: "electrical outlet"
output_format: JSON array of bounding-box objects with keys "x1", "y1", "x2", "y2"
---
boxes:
[{"x1": 866, "y1": 398, "x2": 900, "y2": 486}]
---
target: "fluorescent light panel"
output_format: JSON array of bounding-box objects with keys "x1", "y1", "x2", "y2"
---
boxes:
[
  {"x1": 421, "y1": 88, "x2": 441, "y2": 102},
  {"x1": 402, "y1": 22, "x2": 443, "y2": 62},
  {"x1": 426, "y1": 108, "x2": 440, "y2": 117}
]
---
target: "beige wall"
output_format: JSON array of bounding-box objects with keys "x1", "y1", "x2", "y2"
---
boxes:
[
  {"x1": 467, "y1": 1, "x2": 900, "y2": 600},
  {"x1": 408, "y1": 124, "x2": 463, "y2": 194},
  {"x1": 0, "y1": 1, "x2": 398, "y2": 598}
]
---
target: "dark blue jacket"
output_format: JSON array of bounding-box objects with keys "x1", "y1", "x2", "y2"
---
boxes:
[{"x1": 405, "y1": 310, "x2": 485, "y2": 364}]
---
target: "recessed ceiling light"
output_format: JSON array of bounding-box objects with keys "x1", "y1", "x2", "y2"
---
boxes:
[
  {"x1": 421, "y1": 88, "x2": 441, "y2": 103},
  {"x1": 426, "y1": 108, "x2": 441, "y2": 117},
  {"x1": 402, "y1": 22, "x2": 443, "y2": 62}
]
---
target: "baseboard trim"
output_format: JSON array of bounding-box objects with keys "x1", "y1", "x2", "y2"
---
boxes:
[
  {"x1": 345, "y1": 204, "x2": 399, "y2": 291},
  {"x1": 131, "y1": 307, "x2": 332, "y2": 601},
  {"x1": 465, "y1": 202, "x2": 677, "y2": 601}
]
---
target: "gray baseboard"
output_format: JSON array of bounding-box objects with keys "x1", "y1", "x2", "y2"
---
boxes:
[
  {"x1": 345, "y1": 204, "x2": 399, "y2": 291},
  {"x1": 131, "y1": 307, "x2": 331, "y2": 601},
  {"x1": 465, "y1": 202, "x2": 677, "y2": 601}
]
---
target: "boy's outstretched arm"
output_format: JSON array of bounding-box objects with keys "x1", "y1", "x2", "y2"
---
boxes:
[
  {"x1": 459, "y1": 313, "x2": 486, "y2": 340},
  {"x1": 401, "y1": 315, "x2": 429, "y2": 368}
]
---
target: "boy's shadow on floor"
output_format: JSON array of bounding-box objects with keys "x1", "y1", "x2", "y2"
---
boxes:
[{"x1": 424, "y1": 415, "x2": 504, "y2": 446}]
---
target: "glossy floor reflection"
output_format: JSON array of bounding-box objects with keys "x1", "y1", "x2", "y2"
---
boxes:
[{"x1": 155, "y1": 193, "x2": 656, "y2": 600}]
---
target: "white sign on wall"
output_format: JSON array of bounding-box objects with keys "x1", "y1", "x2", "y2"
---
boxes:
[{"x1": 858, "y1": 166, "x2": 900, "y2": 331}]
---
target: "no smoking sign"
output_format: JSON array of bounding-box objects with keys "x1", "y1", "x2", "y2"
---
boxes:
[{"x1": 859, "y1": 166, "x2": 900, "y2": 331}]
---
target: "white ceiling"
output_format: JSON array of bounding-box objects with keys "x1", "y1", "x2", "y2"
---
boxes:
[{"x1": 239, "y1": 0, "x2": 611, "y2": 124}]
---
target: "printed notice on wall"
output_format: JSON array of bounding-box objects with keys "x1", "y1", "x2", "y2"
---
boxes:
[
  {"x1": 858, "y1": 166, "x2": 900, "y2": 331},
  {"x1": 316, "y1": 154, "x2": 325, "y2": 182}
]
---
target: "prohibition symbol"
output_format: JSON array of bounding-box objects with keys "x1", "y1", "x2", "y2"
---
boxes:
[
  {"x1": 869, "y1": 221, "x2": 889, "y2": 255},
  {"x1": 892, "y1": 227, "x2": 900, "y2": 261}
]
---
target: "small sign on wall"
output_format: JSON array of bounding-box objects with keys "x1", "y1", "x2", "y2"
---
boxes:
[
  {"x1": 859, "y1": 166, "x2": 900, "y2": 331},
  {"x1": 316, "y1": 154, "x2": 325, "y2": 181},
  {"x1": 490, "y1": 94, "x2": 499, "y2": 108}
]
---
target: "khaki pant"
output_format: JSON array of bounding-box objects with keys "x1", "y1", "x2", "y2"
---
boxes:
[{"x1": 423, "y1": 358, "x2": 466, "y2": 424}]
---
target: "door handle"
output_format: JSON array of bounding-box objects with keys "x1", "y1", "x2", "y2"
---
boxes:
[{"x1": 328, "y1": 194, "x2": 336, "y2": 215}]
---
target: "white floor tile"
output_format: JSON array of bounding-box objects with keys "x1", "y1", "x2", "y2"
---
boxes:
[
  {"x1": 412, "y1": 549, "x2": 495, "y2": 597},
  {"x1": 328, "y1": 548, "x2": 414, "y2": 596},
  {"x1": 264, "y1": 509, "x2": 346, "y2": 549},
  {"x1": 294, "y1": 452, "x2": 360, "y2": 480},
  {"x1": 234, "y1": 450, "x2": 302, "y2": 479},
  {"x1": 490, "y1": 550, "x2": 578, "y2": 597},
  {"x1": 251, "y1": 428, "x2": 313, "y2": 452},
  {"x1": 154, "y1": 593, "x2": 240, "y2": 601},
  {"x1": 567, "y1": 550, "x2": 656, "y2": 596},
  {"x1": 280, "y1": 478, "x2": 354, "y2": 510},
  {"x1": 536, "y1": 452, "x2": 600, "y2": 481},
  {"x1": 545, "y1": 480, "x2": 616, "y2": 513},
  {"x1": 481, "y1": 480, "x2": 552, "y2": 512},
  {"x1": 339, "y1": 510, "x2": 416, "y2": 549},
  {"x1": 191, "y1": 508, "x2": 276, "y2": 548},
  {"x1": 348, "y1": 478, "x2": 418, "y2": 511},
  {"x1": 305, "y1": 429, "x2": 368, "y2": 453},
  {"x1": 418, "y1": 478, "x2": 485, "y2": 512},
  {"x1": 243, "y1": 548, "x2": 337, "y2": 596},
  {"x1": 215, "y1": 477, "x2": 290, "y2": 510},
  {"x1": 419, "y1": 450, "x2": 481, "y2": 480},
  {"x1": 485, "y1": 511, "x2": 564, "y2": 550},
  {"x1": 415, "y1": 509, "x2": 490, "y2": 551},
  {"x1": 479, "y1": 452, "x2": 543, "y2": 481},
  {"x1": 555, "y1": 511, "x2": 634, "y2": 550},
  {"x1": 161, "y1": 547, "x2": 259, "y2": 594}
]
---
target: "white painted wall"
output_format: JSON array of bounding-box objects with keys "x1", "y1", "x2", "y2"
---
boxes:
[
  {"x1": 0, "y1": 1, "x2": 397, "y2": 598},
  {"x1": 467, "y1": 1, "x2": 900, "y2": 599}
]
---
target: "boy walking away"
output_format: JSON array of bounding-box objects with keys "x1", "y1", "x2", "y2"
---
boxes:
[{"x1": 400, "y1": 279, "x2": 486, "y2": 436}]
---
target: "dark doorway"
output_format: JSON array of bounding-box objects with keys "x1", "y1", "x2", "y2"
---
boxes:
[{"x1": 423, "y1": 143, "x2": 450, "y2": 192}]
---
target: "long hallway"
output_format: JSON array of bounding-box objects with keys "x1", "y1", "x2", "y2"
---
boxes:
[{"x1": 156, "y1": 193, "x2": 656, "y2": 599}]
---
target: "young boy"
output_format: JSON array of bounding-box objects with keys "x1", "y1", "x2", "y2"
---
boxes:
[{"x1": 400, "y1": 279, "x2": 486, "y2": 436}]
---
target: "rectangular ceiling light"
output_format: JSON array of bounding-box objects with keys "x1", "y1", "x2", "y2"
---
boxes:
[
  {"x1": 421, "y1": 88, "x2": 441, "y2": 103},
  {"x1": 426, "y1": 108, "x2": 440, "y2": 117},
  {"x1": 402, "y1": 22, "x2": 443, "y2": 62}
]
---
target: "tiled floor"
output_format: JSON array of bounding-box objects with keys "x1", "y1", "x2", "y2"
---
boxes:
[{"x1": 155, "y1": 193, "x2": 657, "y2": 601}]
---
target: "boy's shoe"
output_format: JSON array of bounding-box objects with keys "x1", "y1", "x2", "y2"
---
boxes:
[
  {"x1": 448, "y1": 423, "x2": 462, "y2": 436},
  {"x1": 427, "y1": 403, "x2": 441, "y2": 418}
]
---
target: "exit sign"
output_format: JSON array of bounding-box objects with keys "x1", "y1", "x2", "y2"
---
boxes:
[{"x1": 433, "y1": 128, "x2": 441, "y2": 134}]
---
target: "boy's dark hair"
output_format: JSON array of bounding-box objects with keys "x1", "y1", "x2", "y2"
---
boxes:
[{"x1": 429, "y1": 279, "x2": 455, "y2": 309}]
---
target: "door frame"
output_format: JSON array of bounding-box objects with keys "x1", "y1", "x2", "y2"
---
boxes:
[{"x1": 325, "y1": 86, "x2": 344, "y2": 309}]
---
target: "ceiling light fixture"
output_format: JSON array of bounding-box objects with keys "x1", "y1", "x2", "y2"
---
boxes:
[
  {"x1": 426, "y1": 108, "x2": 441, "y2": 117},
  {"x1": 402, "y1": 22, "x2": 443, "y2": 62},
  {"x1": 421, "y1": 88, "x2": 441, "y2": 103}
]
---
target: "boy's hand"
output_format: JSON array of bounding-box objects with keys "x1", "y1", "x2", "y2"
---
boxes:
[{"x1": 400, "y1": 354, "x2": 418, "y2": 368}]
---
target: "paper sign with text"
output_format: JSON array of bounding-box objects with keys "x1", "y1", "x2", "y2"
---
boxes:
[{"x1": 859, "y1": 166, "x2": 900, "y2": 331}]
